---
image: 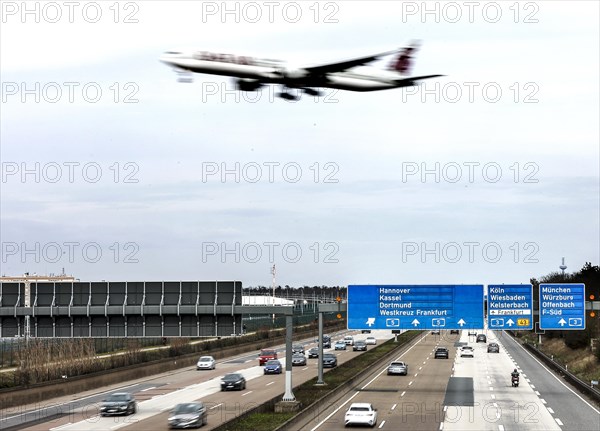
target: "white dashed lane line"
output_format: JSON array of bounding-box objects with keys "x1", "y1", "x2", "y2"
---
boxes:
[{"x1": 378, "y1": 420, "x2": 386, "y2": 428}]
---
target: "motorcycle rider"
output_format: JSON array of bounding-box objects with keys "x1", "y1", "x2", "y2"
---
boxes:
[{"x1": 511, "y1": 368, "x2": 520, "y2": 380}]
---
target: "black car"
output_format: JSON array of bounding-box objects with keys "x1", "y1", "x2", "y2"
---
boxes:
[
  {"x1": 308, "y1": 347, "x2": 319, "y2": 358},
  {"x1": 315, "y1": 335, "x2": 331, "y2": 348},
  {"x1": 476, "y1": 334, "x2": 487, "y2": 343},
  {"x1": 292, "y1": 344, "x2": 305, "y2": 354},
  {"x1": 353, "y1": 341, "x2": 367, "y2": 351},
  {"x1": 434, "y1": 347, "x2": 449, "y2": 359},
  {"x1": 450, "y1": 329, "x2": 459, "y2": 334},
  {"x1": 487, "y1": 342, "x2": 500, "y2": 353},
  {"x1": 322, "y1": 353, "x2": 338, "y2": 368},
  {"x1": 100, "y1": 392, "x2": 137, "y2": 416},
  {"x1": 168, "y1": 402, "x2": 207, "y2": 429},
  {"x1": 361, "y1": 329, "x2": 371, "y2": 334},
  {"x1": 291, "y1": 353, "x2": 307, "y2": 366},
  {"x1": 221, "y1": 373, "x2": 246, "y2": 391}
]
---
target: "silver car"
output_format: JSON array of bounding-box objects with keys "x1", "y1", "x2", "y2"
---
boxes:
[
  {"x1": 168, "y1": 402, "x2": 207, "y2": 429},
  {"x1": 291, "y1": 353, "x2": 307, "y2": 366},
  {"x1": 196, "y1": 355, "x2": 216, "y2": 370},
  {"x1": 387, "y1": 361, "x2": 408, "y2": 375}
]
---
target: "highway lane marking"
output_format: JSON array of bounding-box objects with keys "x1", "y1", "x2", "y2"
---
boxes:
[
  {"x1": 498, "y1": 425, "x2": 505, "y2": 431},
  {"x1": 140, "y1": 386, "x2": 156, "y2": 392},
  {"x1": 309, "y1": 333, "x2": 424, "y2": 431},
  {"x1": 266, "y1": 382, "x2": 274, "y2": 386},
  {"x1": 241, "y1": 391, "x2": 253, "y2": 396},
  {"x1": 491, "y1": 394, "x2": 495, "y2": 399},
  {"x1": 409, "y1": 381, "x2": 413, "y2": 386},
  {"x1": 49, "y1": 424, "x2": 73, "y2": 431},
  {"x1": 111, "y1": 424, "x2": 127, "y2": 430},
  {"x1": 391, "y1": 404, "x2": 397, "y2": 410},
  {"x1": 414, "y1": 373, "x2": 418, "y2": 377},
  {"x1": 489, "y1": 386, "x2": 493, "y2": 391},
  {"x1": 530, "y1": 384, "x2": 535, "y2": 388},
  {"x1": 401, "y1": 391, "x2": 406, "y2": 397},
  {"x1": 423, "y1": 361, "x2": 426, "y2": 364},
  {"x1": 439, "y1": 422, "x2": 444, "y2": 430},
  {"x1": 547, "y1": 407, "x2": 554, "y2": 413},
  {"x1": 245, "y1": 359, "x2": 252, "y2": 363},
  {"x1": 209, "y1": 403, "x2": 222, "y2": 410},
  {"x1": 535, "y1": 390, "x2": 541, "y2": 396},
  {"x1": 378, "y1": 420, "x2": 386, "y2": 428},
  {"x1": 510, "y1": 337, "x2": 600, "y2": 414},
  {"x1": 419, "y1": 366, "x2": 422, "y2": 370},
  {"x1": 555, "y1": 418, "x2": 564, "y2": 426},
  {"x1": 443, "y1": 406, "x2": 448, "y2": 412}
]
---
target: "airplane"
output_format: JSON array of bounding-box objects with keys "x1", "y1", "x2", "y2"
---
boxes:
[{"x1": 159, "y1": 41, "x2": 443, "y2": 100}]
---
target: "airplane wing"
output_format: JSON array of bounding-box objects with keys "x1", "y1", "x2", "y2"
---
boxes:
[
  {"x1": 303, "y1": 49, "x2": 398, "y2": 75},
  {"x1": 394, "y1": 74, "x2": 445, "y2": 87}
]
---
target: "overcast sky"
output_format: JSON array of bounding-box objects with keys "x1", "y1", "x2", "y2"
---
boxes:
[{"x1": 1, "y1": 1, "x2": 598, "y2": 286}]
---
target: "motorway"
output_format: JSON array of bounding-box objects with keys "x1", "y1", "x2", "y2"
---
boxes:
[
  {"x1": 301, "y1": 330, "x2": 599, "y2": 431},
  {"x1": 2, "y1": 330, "x2": 599, "y2": 431},
  {"x1": 0, "y1": 328, "x2": 387, "y2": 431}
]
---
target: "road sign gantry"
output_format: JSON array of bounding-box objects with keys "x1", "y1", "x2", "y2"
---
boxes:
[
  {"x1": 348, "y1": 285, "x2": 484, "y2": 331},
  {"x1": 539, "y1": 283, "x2": 586, "y2": 330},
  {"x1": 487, "y1": 284, "x2": 533, "y2": 330}
]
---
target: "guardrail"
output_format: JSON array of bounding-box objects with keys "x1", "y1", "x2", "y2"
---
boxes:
[{"x1": 507, "y1": 332, "x2": 600, "y2": 403}]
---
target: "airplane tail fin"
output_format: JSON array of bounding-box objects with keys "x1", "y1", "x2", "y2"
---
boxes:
[{"x1": 388, "y1": 40, "x2": 421, "y2": 75}]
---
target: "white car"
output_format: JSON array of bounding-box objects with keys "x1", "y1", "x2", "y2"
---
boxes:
[
  {"x1": 196, "y1": 355, "x2": 216, "y2": 370},
  {"x1": 365, "y1": 337, "x2": 377, "y2": 345},
  {"x1": 459, "y1": 346, "x2": 474, "y2": 358},
  {"x1": 344, "y1": 335, "x2": 354, "y2": 346},
  {"x1": 344, "y1": 402, "x2": 378, "y2": 427}
]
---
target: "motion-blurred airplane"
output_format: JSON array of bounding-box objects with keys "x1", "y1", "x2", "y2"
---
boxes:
[{"x1": 159, "y1": 41, "x2": 443, "y2": 100}]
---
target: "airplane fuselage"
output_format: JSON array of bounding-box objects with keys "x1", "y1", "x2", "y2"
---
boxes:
[{"x1": 161, "y1": 51, "x2": 404, "y2": 92}]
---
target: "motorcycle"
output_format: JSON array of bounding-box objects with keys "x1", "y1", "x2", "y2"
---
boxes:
[{"x1": 511, "y1": 375, "x2": 519, "y2": 387}]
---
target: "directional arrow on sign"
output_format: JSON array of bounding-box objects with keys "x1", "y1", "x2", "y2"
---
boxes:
[
  {"x1": 507, "y1": 319, "x2": 514, "y2": 327},
  {"x1": 366, "y1": 318, "x2": 375, "y2": 327},
  {"x1": 558, "y1": 318, "x2": 567, "y2": 326},
  {"x1": 458, "y1": 319, "x2": 466, "y2": 327},
  {"x1": 412, "y1": 319, "x2": 420, "y2": 327}
]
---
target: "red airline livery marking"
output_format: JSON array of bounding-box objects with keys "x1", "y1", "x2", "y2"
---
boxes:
[{"x1": 193, "y1": 51, "x2": 254, "y2": 65}]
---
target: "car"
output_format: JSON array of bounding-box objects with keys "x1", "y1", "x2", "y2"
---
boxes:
[
  {"x1": 431, "y1": 329, "x2": 440, "y2": 335},
  {"x1": 344, "y1": 403, "x2": 378, "y2": 427},
  {"x1": 291, "y1": 353, "x2": 307, "y2": 366},
  {"x1": 100, "y1": 392, "x2": 137, "y2": 416},
  {"x1": 353, "y1": 340, "x2": 367, "y2": 351},
  {"x1": 258, "y1": 349, "x2": 277, "y2": 366},
  {"x1": 468, "y1": 330, "x2": 477, "y2": 336},
  {"x1": 323, "y1": 334, "x2": 332, "y2": 348},
  {"x1": 476, "y1": 334, "x2": 487, "y2": 343},
  {"x1": 487, "y1": 342, "x2": 500, "y2": 353},
  {"x1": 264, "y1": 359, "x2": 283, "y2": 374},
  {"x1": 335, "y1": 340, "x2": 347, "y2": 350},
  {"x1": 434, "y1": 347, "x2": 449, "y2": 359},
  {"x1": 365, "y1": 336, "x2": 377, "y2": 345},
  {"x1": 344, "y1": 335, "x2": 354, "y2": 346},
  {"x1": 292, "y1": 344, "x2": 305, "y2": 354},
  {"x1": 196, "y1": 355, "x2": 216, "y2": 370},
  {"x1": 168, "y1": 402, "x2": 207, "y2": 429},
  {"x1": 459, "y1": 346, "x2": 474, "y2": 357},
  {"x1": 221, "y1": 373, "x2": 246, "y2": 391},
  {"x1": 387, "y1": 361, "x2": 408, "y2": 375},
  {"x1": 450, "y1": 329, "x2": 459, "y2": 334},
  {"x1": 308, "y1": 347, "x2": 320, "y2": 358},
  {"x1": 322, "y1": 352, "x2": 338, "y2": 368},
  {"x1": 361, "y1": 329, "x2": 371, "y2": 334}
]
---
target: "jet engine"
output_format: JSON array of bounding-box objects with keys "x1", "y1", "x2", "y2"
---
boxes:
[{"x1": 235, "y1": 78, "x2": 263, "y2": 91}]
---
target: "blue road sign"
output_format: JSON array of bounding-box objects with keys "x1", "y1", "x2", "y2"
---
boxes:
[
  {"x1": 539, "y1": 283, "x2": 586, "y2": 330},
  {"x1": 487, "y1": 284, "x2": 533, "y2": 330},
  {"x1": 348, "y1": 285, "x2": 484, "y2": 330}
]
